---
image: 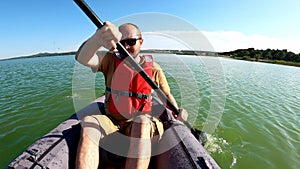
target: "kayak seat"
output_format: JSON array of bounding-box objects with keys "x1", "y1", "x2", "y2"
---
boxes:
[
  {"x1": 99, "y1": 147, "x2": 157, "y2": 169},
  {"x1": 99, "y1": 147, "x2": 126, "y2": 168}
]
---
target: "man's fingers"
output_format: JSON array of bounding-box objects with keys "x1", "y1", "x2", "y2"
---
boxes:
[{"x1": 95, "y1": 21, "x2": 122, "y2": 50}]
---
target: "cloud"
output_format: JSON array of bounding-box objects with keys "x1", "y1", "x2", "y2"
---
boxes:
[
  {"x1": 141, "y1": 30, "x2": 300, "y2": 54},
  {"x1": 202, "y1": 30, "x2": 300, "y2": 54},
  {"x1": 142, "y1": 31, "x2": 214, "y2": 51},
  {"x1": 142, "y1": 32, "x2": 188, "y2": 50}
]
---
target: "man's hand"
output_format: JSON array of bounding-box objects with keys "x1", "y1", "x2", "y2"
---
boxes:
[
  {"x1": 94, "y1": 21, "x2": 122, "y2": 50},
  {"x1": 173, "y1": 108, "x2": 188, "y2": 122}
]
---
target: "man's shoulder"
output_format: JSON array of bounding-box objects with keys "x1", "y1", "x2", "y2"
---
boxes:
[
  {"x1": 95, "y1": 51, "x2": 116, "y2": 73},
  {"x1": 153, "y1": 62, "x2": 162, "y2": 71},
  {"x1": 97, "y1": 51, "x2": 116, "y2": 63}
]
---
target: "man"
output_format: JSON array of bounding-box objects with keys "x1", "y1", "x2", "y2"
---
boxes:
[{"x1": 75, "y1": 22, "x2": 187, "y2": 169}]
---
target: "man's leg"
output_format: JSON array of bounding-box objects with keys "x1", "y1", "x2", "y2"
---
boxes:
[
  {"x1": 125, "y1": 115, "x2": 152, "y2": 169},
  {"x1": 76, "y1": 116, "x2": 102, "y2": 169}
]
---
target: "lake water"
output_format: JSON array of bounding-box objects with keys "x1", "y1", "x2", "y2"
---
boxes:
[{"x1": 0, "y1": 54, "x2": 299, "y2": 169}]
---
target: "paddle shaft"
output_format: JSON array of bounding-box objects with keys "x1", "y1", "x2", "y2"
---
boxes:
[{"x1": 74, "y1": 0, "x2": 180, "y2": 114}]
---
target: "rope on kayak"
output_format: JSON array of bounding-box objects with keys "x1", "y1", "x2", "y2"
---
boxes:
[{"x1": 28, "y1": 115, "x2": 80, "y2": 169}]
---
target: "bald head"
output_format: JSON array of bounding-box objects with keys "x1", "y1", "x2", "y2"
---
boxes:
[{"x1": 119, "y1": 23, "x2": 142, "y2": 40}]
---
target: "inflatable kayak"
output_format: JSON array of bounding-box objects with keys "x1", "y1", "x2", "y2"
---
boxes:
[{"x1": 6, "y1": 96, "x2": 220, "y2": 169}]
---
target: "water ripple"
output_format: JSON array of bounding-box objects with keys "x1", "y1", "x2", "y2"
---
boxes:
[{"x1": 1, "y1": 56, "x2": 300, "y2": 168}]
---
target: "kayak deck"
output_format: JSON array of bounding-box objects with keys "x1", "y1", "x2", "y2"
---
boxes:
[{"x1": 6, "y1": 97, "x2": 220, "y2": 169}]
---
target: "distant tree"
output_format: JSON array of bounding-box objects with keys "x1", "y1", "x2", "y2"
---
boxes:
[
  {"x1": 272, "y1": 50, "x2": 281, "y2": 60},
  {"x1": 263, "y1": 49, "x2": 272, "y2": 60},
  {"x1": 247, "y1": 48, "x2": 255, "y2": 58},
  {"x1": 243, "y1": 55, "x2": 251, "y2": 61},
  {"x1": 278, "y1": 51, "x2": 286, "y2": 60},
  {"x1": 237, "y1": 50, "x2": 250, "y2": 58},
  {"x1": 255, "y1": 54, "x2": 261, "y2": 61},
  {"x1": 297, "y1": 54, "x2": 300, "y2": 62},
  {"x1": 291, "y1": 53, "x2": 300, "y2": 62},
  {"x1": 222, "y1": 48, "x2": 300, "y2": 64}
]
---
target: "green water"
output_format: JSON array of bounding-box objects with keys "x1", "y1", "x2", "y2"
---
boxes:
[{"x1": 0, "y1": 55, "x2": 299, "y2": 168}]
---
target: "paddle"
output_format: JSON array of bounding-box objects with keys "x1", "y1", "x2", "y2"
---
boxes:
[{"x1": 73, "y1": 0, "x2": 206, "y2": 144}]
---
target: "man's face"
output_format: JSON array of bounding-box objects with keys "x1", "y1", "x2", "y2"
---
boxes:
[{"x1": 119, "y1": 25, "x2": 143, "y2": 58}]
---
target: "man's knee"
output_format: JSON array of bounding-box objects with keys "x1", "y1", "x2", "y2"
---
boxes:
[
  {"x1": 81, "y1": 115, "x2": 98, "y2": 126},
  {"x1": 133, "y1": 115, "x2": 151, "y2": 124},
  {"x1": 131, "y1": 115, "x2": 151, "y2": 138},
  {"x1": 79, "y1": 115, "x2": 102, "y2": 143}
]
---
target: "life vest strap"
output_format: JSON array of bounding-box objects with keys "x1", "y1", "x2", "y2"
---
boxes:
[{"x1": 106, "y1": 87, "x2": 151, "y2": 99}]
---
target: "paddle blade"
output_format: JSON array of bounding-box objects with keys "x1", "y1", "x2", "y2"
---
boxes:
[{"x1": 191, "y1": 128, "x2": 207, "y2": 146}]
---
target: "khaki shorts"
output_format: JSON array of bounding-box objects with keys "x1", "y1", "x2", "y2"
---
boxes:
[{"x1": 91, "y1": 113, "x2": 164, "y2": 141}]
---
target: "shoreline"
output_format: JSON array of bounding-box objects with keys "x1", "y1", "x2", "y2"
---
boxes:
[
  {"x1": 0, "y1": 51, "x2": 77, "y2": 61},
  {"x1": 1, "y1": 49, "x2": 299, "y2": 68}
]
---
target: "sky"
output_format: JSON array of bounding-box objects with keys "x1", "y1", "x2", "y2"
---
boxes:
[{"x1": 1, "y1": 0, "x2": 300, "y2": 60}]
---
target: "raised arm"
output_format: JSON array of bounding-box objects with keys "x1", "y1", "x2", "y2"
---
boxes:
[{"x1": 75, "y1": 21, "x2": 121, "y2": 69}]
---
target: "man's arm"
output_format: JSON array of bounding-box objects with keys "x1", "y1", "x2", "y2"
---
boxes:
[
  {"x1": 153, "y1": 63, "x2": 177, "y2": 108},
  {"x1": 75, "y1": 21, "x2": 121, "y2": 69},
  {"x1": 75, "y1": 37, "x2": 102, "y2": 70},
  {"x1": 153, "y1": 63, "x2": 188, "y2": 121},
  {"x1": 165, "y1": 92, "x2": 187, "y2": 121},
  {"x1": 165, "y1": 93, "x2": 178, "y2": 109}
]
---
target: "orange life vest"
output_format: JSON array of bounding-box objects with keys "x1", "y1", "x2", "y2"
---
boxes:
[{"x1": 107, "y1": 55, "x2": 153, "y2": 117}]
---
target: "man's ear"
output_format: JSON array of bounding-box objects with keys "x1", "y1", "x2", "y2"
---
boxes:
[{"x1": 139, "y1": 38, "x2": 144, "y2": 46}]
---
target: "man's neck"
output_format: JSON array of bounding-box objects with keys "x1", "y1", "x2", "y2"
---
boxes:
[{"x1": 134, "y1": 55, "x2": 141, "y2": 63}]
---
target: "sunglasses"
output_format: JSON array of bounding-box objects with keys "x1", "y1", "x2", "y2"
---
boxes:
[{"x1": 120, "y1": 38, "x2": 142, "y2": 46}]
